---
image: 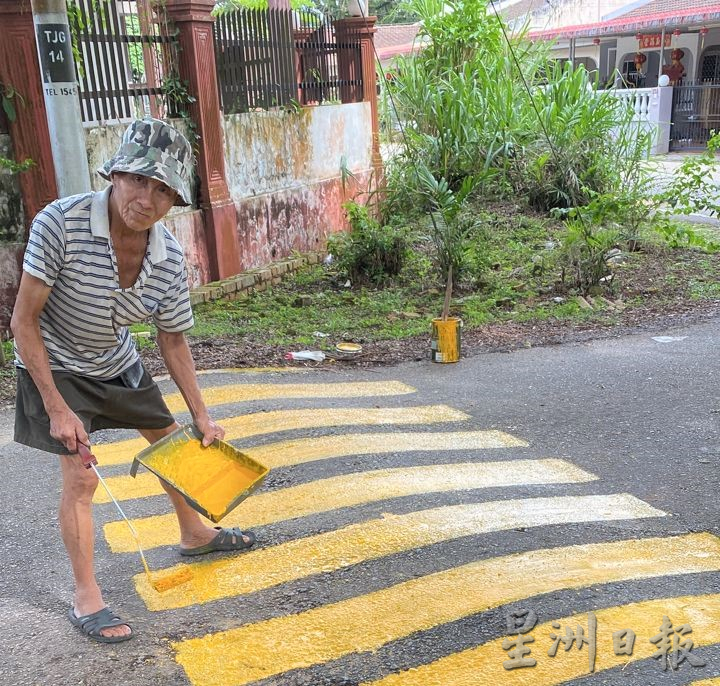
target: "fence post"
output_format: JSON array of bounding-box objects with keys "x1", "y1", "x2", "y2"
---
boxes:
[
  {"x1": 334, "y1": 16, "x2": 382, "y2": 182},
  {"x1": 165, "y1": 0, "x2": 241, "y2": 281},
  {"x1": 0, "y1": 0, "x2": 58, "y2": 227},
  {"x1": 652, "y1": 85, "x2": 673, "y2": 155}
]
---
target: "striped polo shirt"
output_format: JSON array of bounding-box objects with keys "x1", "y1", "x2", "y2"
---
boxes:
[{"x1": 15, "y1": 186, "x2": 194, "y2": 379}]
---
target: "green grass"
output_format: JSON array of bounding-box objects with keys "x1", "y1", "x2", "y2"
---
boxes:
[
  {"x1": 689, "y1": 279, "x2": 720, "y2": 300},
  {"x1": 3, "y1": 206, "x2": 716, "y2": 368},
  {"x1": 190, "y1": 277, "x2": 448, "y2": 345}
]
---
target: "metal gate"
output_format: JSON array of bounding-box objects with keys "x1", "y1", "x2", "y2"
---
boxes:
[{"x1": 670, "y1": 83, "x2": 720, "y2": 151}]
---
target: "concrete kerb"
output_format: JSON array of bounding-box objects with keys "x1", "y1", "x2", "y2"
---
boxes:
[{"x1": 190, "y1": 251, "x2": 326, "y2": 308}]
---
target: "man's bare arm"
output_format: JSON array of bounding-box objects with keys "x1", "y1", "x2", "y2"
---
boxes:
[
  {"x1": 156, "y1": 329, "x2": 224, "y2": 446},
  {"x1": 10, "y1": 273, "x2": 88, "y2": 452}
]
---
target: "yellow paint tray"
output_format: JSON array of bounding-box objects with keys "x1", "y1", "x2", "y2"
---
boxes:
[{"x1": 130, "y1": 424, "x2": 269, "y2": 523}]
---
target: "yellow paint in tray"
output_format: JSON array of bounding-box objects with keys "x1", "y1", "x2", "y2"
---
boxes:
[{"x1": 130, "y1": 424, "x2": 268, "y2": 523}]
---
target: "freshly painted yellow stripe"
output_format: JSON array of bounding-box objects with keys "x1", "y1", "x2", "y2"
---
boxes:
[
  {"x1": 93, "y1": 430, "x2": 528, "y2": 503},
  {"x1": 93, "y1": 405, "x2": 472, "y2": 466},
  {"x1": 104, "y1": 459, "x2": 597, "y2": 553},
  {"x1": 153, "y1": 367, "x2": 311, "y2": 382},
  {"x1": 162, "y1": 380, "x2": 416, "y2": 414},
  {"x1": 690, "y1": 679, "x2": 720, "y2": 685},
  {"x1": 172, "y1": 534, "x2": 720, "y2": 686},
  {"x1": 363, "y1": 594, "x2": 720, "y2": 686},
  {"x1": 195, "y1": 367, "x2": 309, "y2": 375},
  {"x1": 137, "y1": 494, "x2": 663, "y2": 611}
]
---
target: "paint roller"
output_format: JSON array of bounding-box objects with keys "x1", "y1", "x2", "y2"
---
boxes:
[{"x1": 78, "y1": 442, "x2": 193, "y2": 593}]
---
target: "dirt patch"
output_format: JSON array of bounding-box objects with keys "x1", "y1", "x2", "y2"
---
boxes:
[
  {"x1": 135, "y1": 298, "x2": 719, "y2": 379},
  {"x1": 2, "y1": 246, "x2": 720, "y2": 409}
]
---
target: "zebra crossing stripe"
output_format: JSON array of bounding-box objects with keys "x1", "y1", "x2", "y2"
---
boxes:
[
  {"x1": 162, "y1": 380, "x2": 416, "y2": 414},
  {"x1": 171, "y1": 534, "x2": 720, "y2": 686},
  {"x1": 136, "y1": 494, "x2": 664, "y2": 611},
  {"x1": 93, "y1": 405, "x2": 472, "y2": 466},
  {"x1": 93, "y1": 430, "x2": 528, "y2": 504},
  {"x1": 362, "y1": 594, "x2": 720, "y2": 685},
  {"x1": 103, "y1": 458, "x2": 597, "y2": 553}
]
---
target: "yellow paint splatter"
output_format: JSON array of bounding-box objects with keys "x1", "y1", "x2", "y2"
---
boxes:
[
  {"x1": 104, "y1": 459, "x2": 596, "y2": 553},
  {"x1": 363, "y1": 595, "x2": 720, "y2": 685},
  {"x1": 163, "y1": 380, "x2": 416, "y2": 414},
  {"x1": 172, "y1": 534, "x2": 720, "y2": 686},
  {"x1": 138, "y1": 494, "x2": 663, "y2": 611},
  {"x1": 94, "y1": 430, "x2": 528, "y2": 504},
  {"x1": 94, "y1": 404, "x2": 470, "y2": 466}
]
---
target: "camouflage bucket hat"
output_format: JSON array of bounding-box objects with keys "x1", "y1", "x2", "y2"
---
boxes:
[{"x1": 98, "y1": 117, "x2": 194, "y2": 206}]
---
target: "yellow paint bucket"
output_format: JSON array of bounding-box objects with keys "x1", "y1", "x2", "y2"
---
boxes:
[
  {"x1": 130, "y1": 424, "x2": 269, "y2": 523},
  {"x1": 430, "y1": 317, "x2": 461, "y2": 363}
]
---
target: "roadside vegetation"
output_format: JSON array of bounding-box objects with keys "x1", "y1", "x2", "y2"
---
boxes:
[{"x1": 185, "y1": 0, "x2": 720, "y2": 352}]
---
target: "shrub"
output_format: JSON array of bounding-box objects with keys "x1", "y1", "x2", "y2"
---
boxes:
[{"x1": 328, "y1": 202, "x2": 408, "y2": 284}]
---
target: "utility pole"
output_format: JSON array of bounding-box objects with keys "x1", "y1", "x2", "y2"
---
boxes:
[{"x1": 31, "y1": 0, "x2": 90, "y2": 197}]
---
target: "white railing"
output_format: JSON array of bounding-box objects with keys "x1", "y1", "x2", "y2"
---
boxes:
[
  {"x1": 608, "y1": 86, "x2": 673, "y2": 155},
  {"x1": 613, "y1": 87, "x2": 653, "y2": 119}
]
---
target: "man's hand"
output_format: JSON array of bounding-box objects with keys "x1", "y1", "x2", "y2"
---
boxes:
[
  {"x1": 195, "y1": 414, "x2": 225, "y2": 447},
  {"x1": 48, "y1": 404, "x2": 89, "y2": 454},
  {"x1": 157, "y1": 330, "x2": 224, "y2": 448}
]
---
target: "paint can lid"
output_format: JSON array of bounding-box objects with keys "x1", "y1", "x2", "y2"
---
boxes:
[{"x1": 335, "y1": 342, "x2": 363, "y2": 354}]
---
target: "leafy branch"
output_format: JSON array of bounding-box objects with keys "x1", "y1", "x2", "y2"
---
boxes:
[{"x1": 0, "y1": 83, "x2": 35, "y2": 174}]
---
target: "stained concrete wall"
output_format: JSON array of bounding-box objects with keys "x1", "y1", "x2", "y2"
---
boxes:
[
  {"x1": 0, "y1": 103, "x2": 373, "y2": 331},
  {"x1": 224, "y1": 102, "x2": 373, "y2": 270},
  {"x1": 81, "y1": 103, "x2": 373, "y2": 280}
]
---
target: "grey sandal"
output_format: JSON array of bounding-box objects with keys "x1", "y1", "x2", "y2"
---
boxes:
[
  {"x1": 68, "y1": 607, "x2": 133, "y2": 644},
  {"x1": 179, "y1": 526, "x2": 256, "y2": 556}
]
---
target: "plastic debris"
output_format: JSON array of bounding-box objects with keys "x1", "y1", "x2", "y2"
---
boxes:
[
  {"x1": 651, "y1": 336, "x2": 688, "y2": 343},
  {"x1": 313, "y1": 331, "x2": 330, "y2": 338},
  {"x1": 284, "y1": 350, "x2": 326, "y2": 361}
]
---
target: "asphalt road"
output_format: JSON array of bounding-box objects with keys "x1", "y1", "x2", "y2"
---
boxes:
[{"x1": 0, "y1": 317, "x2": 719, "y2": 686}]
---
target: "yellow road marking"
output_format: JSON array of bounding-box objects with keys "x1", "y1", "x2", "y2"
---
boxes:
[
  {"x1": 153, "y1": 367, "x2": 311, "y2": 382},
  {"x1": 93, "y1": 430, "x2": 527, "y2": 503},
  {"x1": 363, "y1": 594, "x2": 720, "y2": 685},
  {"x1": 196, "y1": 367, "x2": 309, "y2": 375},
  {"x1": 137, "y1": 494, "x2": 663, "y2": 611},
  {"x1": 172, "y1": 534, "x2": 720, "y2": 686},
  {"x1": 162, "y1": 380, "x2": 415, "y2": 414},
  {"x1": 94, "y1": 405, "x2": 471, "y2": 466},
  {"x1": 690, "y1": 679, "x2": 720, "y2": 685},
  {"x1": 104, "y1": 459, "x2": 597, "y2": 552}
]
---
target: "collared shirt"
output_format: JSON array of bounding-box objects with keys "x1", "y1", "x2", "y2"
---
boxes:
[{"x1": 15, "y1": 186, "x2": 194, "y2": 379}]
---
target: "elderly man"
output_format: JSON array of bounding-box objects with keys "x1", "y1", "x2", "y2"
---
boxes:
[{"x1": 11, "y1": 118, "x2": 254, "y2": 644}]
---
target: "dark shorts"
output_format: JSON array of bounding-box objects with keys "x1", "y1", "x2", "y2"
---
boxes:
[{"x1": 14, "y1": 364, "x2": 175, "y2": 455}]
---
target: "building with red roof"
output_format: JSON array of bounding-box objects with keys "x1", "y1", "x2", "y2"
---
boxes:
[{"x1": 502, "y1": 0, "x2": 720, "y2": 149}]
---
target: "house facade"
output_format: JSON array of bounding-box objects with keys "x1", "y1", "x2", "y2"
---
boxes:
[{"x1": 503, "y1": 0, "x2": 720, "y2": 149}]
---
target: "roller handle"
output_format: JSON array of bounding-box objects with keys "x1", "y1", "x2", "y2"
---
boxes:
[{"x1": 77, "y1": 443, "x2": 98, "y2": 469}]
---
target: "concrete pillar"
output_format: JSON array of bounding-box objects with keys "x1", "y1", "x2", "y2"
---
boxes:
[
  {"x1": 0, "y1": 0, "x2": 58, "y2": 226},
  {"x1": 31, "y1": 0, "x2": 91, "y2": 196},
  {"x1": 651, "y1": 85, "x2": 673, "y2": 155},
  {"x1": 334, "y1": 16, "x2": 382, "y2": 182},
  {"x1": 165, "y1": 0, "x2": 241, "y2": 281}
]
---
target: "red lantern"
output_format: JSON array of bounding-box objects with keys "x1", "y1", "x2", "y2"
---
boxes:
[
  {"x1": 634, "y1": 52, "x2": 647, "y2": 65},
  {"x1": 673, "y1": 29, "x2": 681, "y2": 37},
  {"x1": 700, "y1": 27, "x2": 709, "y2": 36},
  {"x1": 671, "y1": 48, "x2": 685, "y2": 61},
  {"x1": 592, "y1": 37, "x2": 600, "y2": 45}
]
